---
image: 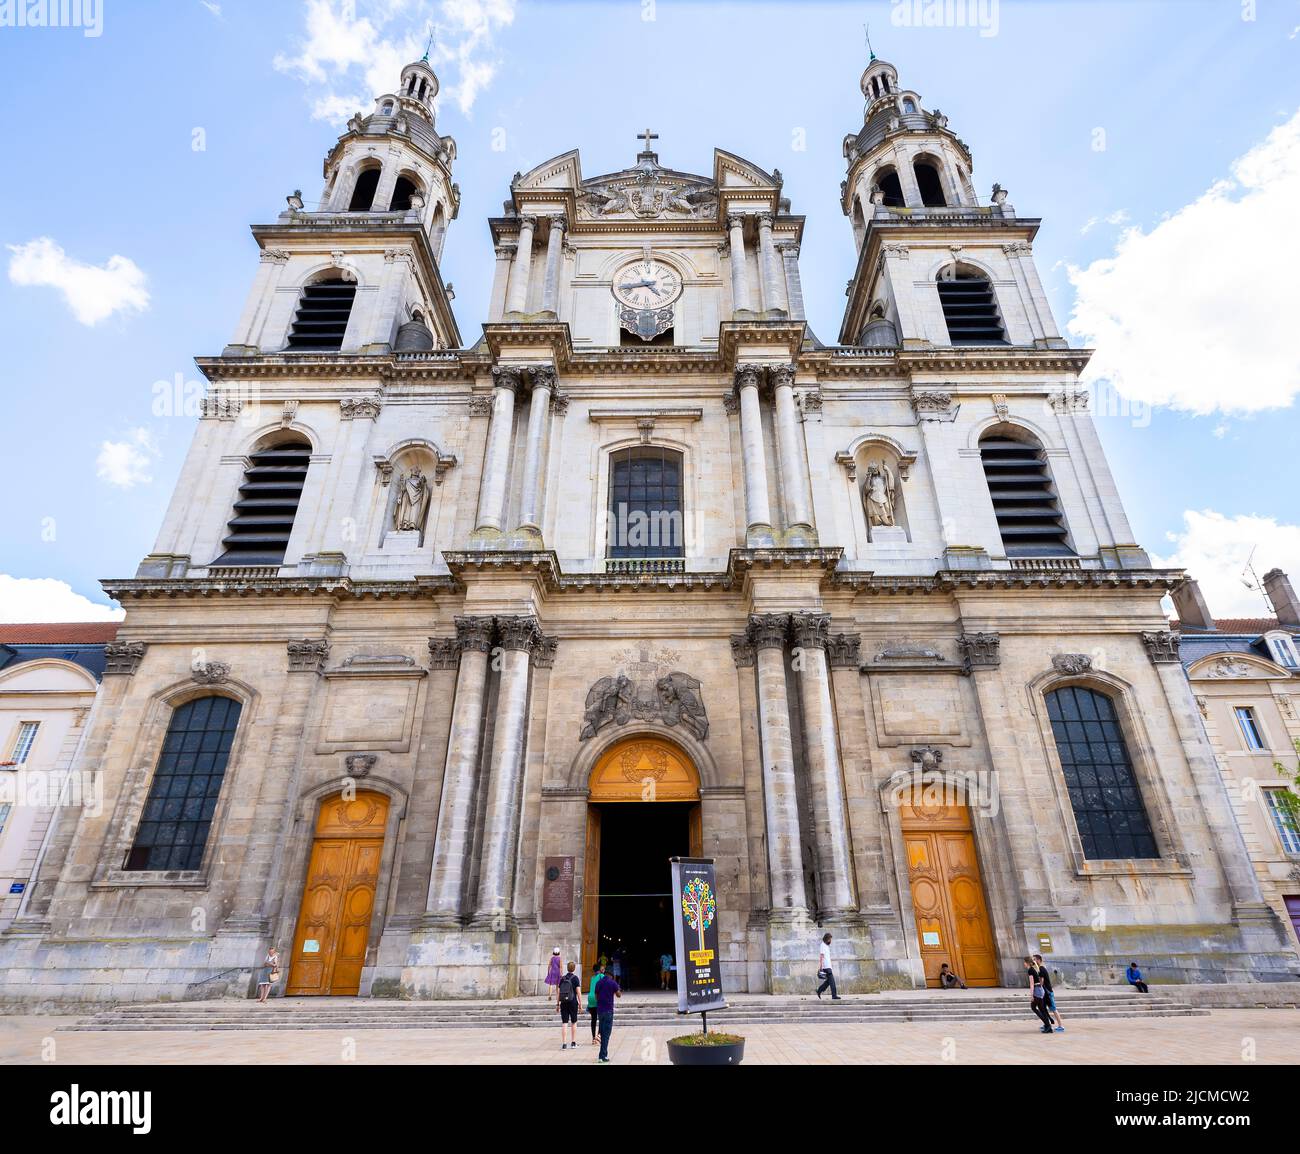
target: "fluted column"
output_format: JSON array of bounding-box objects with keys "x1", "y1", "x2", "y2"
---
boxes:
[
  {"x1": 778, "y1": 243, "x2": 805, "y2": 320},
  {"x1": 504, "y1": 215, "x2": 536, "y2": 314},
  {"x1": 770, "y1": 362, "x2": 814, "y2": 537},
  {"x1": 757, "y1": 213, "x2": 788, "y2": 315},
  {"x1": 791, "y1": 613, "x2": 855, "y2": 914},
  {"x1": 727, "y1": 213, "x2": 753, "y2": 315},
  {"x1": 474, "y1": 366, "x2": 522, "y2": 533},
  {"x1": 735, "y1": 364, "x2": 774, "y2": 544},
  {"x1": 426, "y1": 617, "x2": 495, "y2": 922},
  {"x1": 540, "y1": 215, "x2": 566, "y2": 314},
  {"x1": 516, "y1": 366, "x2": 555, "y2": 534},
  {"x1": 473, "y1": 616, "x2": 541, "y2": 925},
  {"x1": 749, "y1": 614, "x2": 807, "y2": 912}
]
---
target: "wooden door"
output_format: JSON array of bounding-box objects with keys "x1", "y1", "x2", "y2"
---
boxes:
[
  {"x1": 901, "y1": 801, "x2": 998, "y2": 987},
  {"x1": 287, "y1": 791, "x2": 388, "y2": 996},
  {"x1": 580, "y1": 806, "x2": 601, "y2": 981}
]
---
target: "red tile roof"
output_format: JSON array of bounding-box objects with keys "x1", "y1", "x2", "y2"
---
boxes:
[
  {"x1": 0, "y1": 623, "x2": 121, "y2": 644},
  {"x1": 1210, "y1": 618, "x2": 1281, "y2": 635}
]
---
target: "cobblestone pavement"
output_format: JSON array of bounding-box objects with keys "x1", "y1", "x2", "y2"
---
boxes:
[{"x1": 0, "y1": 1009, "x2": 1295, "y2": 1064}]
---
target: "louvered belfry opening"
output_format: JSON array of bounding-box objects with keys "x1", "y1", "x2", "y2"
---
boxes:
[
  {"x1": 212, "y1": 440, "x2": 311, "y2": 566},
  {"x1": 979, "y1": 433, "x2": 1073, "y2": 556},
  {"x1": 286, "y1": 278, "x2": 356, "y2": 350},
  {"x1": 937, "y1": 272, "x2": 1006, "y2": 345}
]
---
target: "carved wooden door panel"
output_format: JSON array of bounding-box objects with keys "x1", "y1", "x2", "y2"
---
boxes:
[
  {"x1": 939, "y1": 832, "x2": 998, "y2": 986},
  {"x1": 287, "y1": 839, "x2": 349, "y2": 995},
  {"x1": 905, "y1": 832, "x2": 954, "y2": 987},
  {"x1": 581, "y1": 806, "x2": 601, "y2": 981}
]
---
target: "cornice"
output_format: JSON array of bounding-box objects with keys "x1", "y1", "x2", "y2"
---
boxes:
[
  {"x1": 898, "y1": 347, "x2": 1094, "y2": 375},
  {"x1": 101, "y1": 575, "x2": 460, "y2": 601},
  {"x1": 829, "y1": 568, "x2": 1186, "y2": 595}
]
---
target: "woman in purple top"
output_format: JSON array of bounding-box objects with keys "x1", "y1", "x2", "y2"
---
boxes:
[{"x1": 544, "y1": 947, "x2": 563, "y2": 1001}]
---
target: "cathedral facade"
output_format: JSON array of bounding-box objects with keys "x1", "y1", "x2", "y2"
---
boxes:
[{"x1": 3, "y1": 54, "x2": 1297, "y2": 1002}]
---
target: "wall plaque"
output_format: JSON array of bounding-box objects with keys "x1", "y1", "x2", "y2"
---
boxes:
[{"x1": 541, "y1": 856, "x2": 575, "y2": 922}]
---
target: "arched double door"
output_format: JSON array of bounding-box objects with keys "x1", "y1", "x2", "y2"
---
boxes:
[
  {"x1": 581, "y1": 737, "x2": 702, "y2": 987},
  {"x1": 286, "y1": 791, "x2": 389, "y2": 996},
  {"x1": 900, "y1": 797, "x2": 998, "y2": 987}
]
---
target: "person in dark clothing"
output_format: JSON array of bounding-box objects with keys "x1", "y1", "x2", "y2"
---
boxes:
[
  {"x1": 938, "y1": 963, "x2": 967, "y2": 990},
  {"x1": 556, "y1": 960, "x2": 582, "y2": 1050},
  {"x1": 1032, "y1": 954, "x2": 1064, "y2": 1032},
  {"x1": 1025, "y1": 956, "x2": 1053, "y2": 1033},
  {"x1": 594, "y1": 968, "x2": 621, "y2": 1063},
  {"x1": 1126, "y1": 962, "x2": 1150, "y2": 993}
]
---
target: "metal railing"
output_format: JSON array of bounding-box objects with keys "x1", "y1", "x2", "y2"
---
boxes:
[{"x1": 604, "y1": 557, "x2": 687, "y2": 576}]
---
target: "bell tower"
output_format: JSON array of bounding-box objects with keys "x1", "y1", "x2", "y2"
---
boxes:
[
  {"x1": 839, "y1": 55, "x2": 1066, "y2": 351},
  {"x1": 222, "y1": 52, "x2": 461, "y2": 358}
]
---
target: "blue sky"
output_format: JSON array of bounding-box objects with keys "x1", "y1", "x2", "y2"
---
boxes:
[{"x1": 1, "y1": 0, "x2": 1297, "y2": 621}]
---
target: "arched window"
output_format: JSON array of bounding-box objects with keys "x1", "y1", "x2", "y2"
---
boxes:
[
  {"x1": 913, "y1": 158, "x2": 947, "y2": 207},
  {"x1": 213, "y1": 437, "x2": 311, "y2": 566},
  {"x1": 1045, "y1": 686, "x2": 1158, "y2": 859},
  {"x1": 124, "y1": 695, "x2": 242, "y2": 871},
  {"x1": 937, "y1": 267, "x2": 1006, "y2": 345},
  {"x1": 606, "y1": 446, "x2": 684, "y2": 559},
  {"x1": 902, "y1": 97, "x2": 917, "y2": 114},
  {"x1": 979, "y1": 429, "x2": 1072, "y2": 556},
  {"x1": 286, "y1": 276, "x2": 355, "y2": 350},
  {"x1": 390, "y1": 175, "x2": 420, "y2": 212},
  {"x1": 348, "y1": 166, "x2": 381, "y2": 212},
  {"x1": 874, "y1": 167, "x2": 905, "y2": 207}
]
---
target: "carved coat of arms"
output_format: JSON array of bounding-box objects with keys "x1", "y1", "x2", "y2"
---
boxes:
[{"x1": 580, "y1": 642, "x2": 708, "y2": 741}]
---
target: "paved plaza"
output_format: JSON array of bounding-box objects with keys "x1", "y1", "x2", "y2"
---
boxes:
[{"x1": 1, "y1": 1008, "x2": 1295, "y2": 1065}]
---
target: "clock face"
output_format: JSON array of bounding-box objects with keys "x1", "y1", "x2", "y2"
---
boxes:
[{"x1": 611, "y1": 256, "x2": 682, "y2": 310}]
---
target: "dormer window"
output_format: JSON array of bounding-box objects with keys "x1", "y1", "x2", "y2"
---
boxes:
[{"x1": 1266, "y1": 633, "x2": 1299, "y2": 669}]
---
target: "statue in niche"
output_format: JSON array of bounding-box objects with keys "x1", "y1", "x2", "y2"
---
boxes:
[
  {"x1": 862, "y1": 459, "x2": 897, "y2": 527},
  {"x1": 393, "y1": 465, "x2": 431, "y2": 533}
]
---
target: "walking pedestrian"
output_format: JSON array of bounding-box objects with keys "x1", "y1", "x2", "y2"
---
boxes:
[
  {"x1": 659, "y1": 951, "x2": 674, "y2": 991},
  {"x1": 544, "y1": 947, "x2": 562, "y2": 1001},
  {"x1": 256, "y1": 945, "x2": 280, "y2": 1004},
  {"x1": 594, "y1": 964, "x2": 622, "y2": 1063},
  {"x1": 586, "y1": 961, "x2": 604, "y2": 1046},
  {"x1": 816, "y1": 932, "x2": 842, "y2": 1000},
  {"x1": 556, "y1": 960, "x2": 582, "y2": 1050},
  {"x1": 1126, "y1": 961, "x2": 1150, "y2": 993},
  {"x1": 1025, "y1": 956, "x2": 1053, "y2": 1033},
  {"x1": 1032, "y1": 953, "x2": 1064, "y2": 1031}
]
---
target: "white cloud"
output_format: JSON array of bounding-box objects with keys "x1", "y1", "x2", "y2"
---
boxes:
[
  {"x1": 274, "y1": 0, "x2": 515, "y2": 122},
  {"x1": 1079, "y1": 209, "x2": 1129, "y2": 236},
  {"x1": 1152, "y1": 509, "x2": 1300, "y2": 617},
  {"x1": 96, "y1": 428, "x2": 160, "y2": 489},
  {"x1": 1067, "y1": 109, "x2": 1300, "y2": 415},
  {"x1": 200, "y1": 1, "x2": 223, "y2": 17},
  {"x1": 0, "y1": 576, "x2": 124, "y2": 623},
  {"x1": 7, "y1": 237, "x2": 149, "y2": 326}
]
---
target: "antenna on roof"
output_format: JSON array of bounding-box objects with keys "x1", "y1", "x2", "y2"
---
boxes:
[{"x1": 1240, "y1": 546, "x2": 1277, "y2": 615}]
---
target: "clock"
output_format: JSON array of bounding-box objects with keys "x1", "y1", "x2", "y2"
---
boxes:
[{"x1": 611, "y1": 256, "x2": 682, "y2": 310}]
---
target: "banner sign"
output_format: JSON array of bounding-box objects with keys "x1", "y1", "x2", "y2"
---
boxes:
[{"x1": 670, "y1": 857, "x2": 726, "y2": 1014}]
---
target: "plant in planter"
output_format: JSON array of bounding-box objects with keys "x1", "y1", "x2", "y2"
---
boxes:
[{"x1": 666, "y1": 1030, "x2": 746, "y2": 1066}]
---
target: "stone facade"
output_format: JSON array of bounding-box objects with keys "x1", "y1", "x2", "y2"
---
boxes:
[{"x1": 2, "y1": 55, "x2": 1297, "y2": 1005}]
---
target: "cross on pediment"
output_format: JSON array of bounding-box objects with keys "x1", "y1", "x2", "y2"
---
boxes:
[{"x1": 639, "y1": 128, "x2": 659, "y2": 151}]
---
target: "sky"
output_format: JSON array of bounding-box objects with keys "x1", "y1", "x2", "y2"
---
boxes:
[{"x1": 0, "y1": 0, "x2": 1297, "y2": 622}]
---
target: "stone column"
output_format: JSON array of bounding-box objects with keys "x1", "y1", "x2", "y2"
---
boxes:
[
  {"x1": 790, "y1": 613, "x2": 855, "y2": 914},
  {"x1": 727, "y1": 213, "x2": 753, "y2": 315},
  {"x1": 757, "y1": 213, "x2": 788, "y2": 314},
  {"x1": 748, "y1": 614, "x2": 807, "y2": 912},
  {"x1": 488, "y1": 244, "x2": 514, "y2": 322},
  {"x1": 426, "y1": 617, "x2": 496, "y2": 923},
  {"x1": 779, "y1": 243, "x2": 805, "y2": 320},
  {"x1": 474, "y1": 366, "x2": 523, "y2": 533},
  {"x1": 516, "y1": 367, "x2": 555, "y2": 535},
  {"x1": 540, "y1": 215, "x2": 566, "y2": 314},
  {"x1": 504, "y1": 215, "x2": 536, "y2": 314},
  {"x1": 735, "y1": 364, "x2": 774, "y2": 544},
  {"x1": 770, "y1": 363, "x2": 814, "y2": 538},
  {"x1": 473, "y1": 616, "x2": 540, "y2": 924}
]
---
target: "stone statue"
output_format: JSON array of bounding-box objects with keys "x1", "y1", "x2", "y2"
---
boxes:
[
  {"x1": 580, "y1": 675, "x2": 633, "y2": 739},
  {"x1": 862, "y1": 460, "x2": 897, "y2": 527},
  {"x1": 393, "y1": 465, "x2": 431, "y2": 532},
  {"x1": 656, "y1": 672, "x2": 709, "y2": 741}
]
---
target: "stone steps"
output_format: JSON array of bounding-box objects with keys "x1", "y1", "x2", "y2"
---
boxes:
[{"x1": 65, "y1": 995, "x2": 1206, "y2": 1031}]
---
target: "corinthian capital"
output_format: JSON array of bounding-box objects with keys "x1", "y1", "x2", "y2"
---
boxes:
[
  {"x1": 768, "y1": 363, "x2": 797, "y2": 390},
  {"x1": 747, "y1": 613, "x2": 790, "y2": 651},
  {"x1": 789, "y1": 612, "x2": 831, "y2": 651},
  {"x1": 455, "y1": 615, "x2": 496, "y2": 654},
  {"x1": 496, "y1": 615, "x2": 542, "y2": 653},
  {"x1": 735, "y1": 363, "x2": 763, "y2": 392},
  {"x1": 491, "y1": 365, "x2": 525, "y2": 393},
  {"x1": 530, "y1": 365, "x2": 558, "y2": 391}
]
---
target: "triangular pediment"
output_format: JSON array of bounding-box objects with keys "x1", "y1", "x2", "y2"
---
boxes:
[
  {"x1": 712, "y1": 149, "x2": 779, "y2": 191},
  {"x1": 513, "y1": 150, "x2": 583, "y2": 192}
]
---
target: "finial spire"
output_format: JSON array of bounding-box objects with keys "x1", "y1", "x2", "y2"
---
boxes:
[
  {"x1": 421, "y1": 27, "x2": 433, "y2": 63},
  {"x1": 864, "y1": 22, "x2": 876, "y2": 62}
]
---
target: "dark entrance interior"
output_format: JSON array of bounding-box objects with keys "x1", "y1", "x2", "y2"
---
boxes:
[{"x1": 595, "y1": 802, "x2": 691, "y2": 990}]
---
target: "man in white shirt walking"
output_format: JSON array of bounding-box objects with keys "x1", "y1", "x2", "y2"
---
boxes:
[{"x1": 816, "y1": 932, "x2": 842, "y2": 1000}]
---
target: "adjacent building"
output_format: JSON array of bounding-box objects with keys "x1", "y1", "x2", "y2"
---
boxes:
[{"x1": 1, "y1": 53, "x2": 1296, "y2": 1003}]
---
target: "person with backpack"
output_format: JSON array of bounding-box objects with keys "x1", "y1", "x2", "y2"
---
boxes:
[
  {"x1": 556, "y1": 960, "x2": 582, "y2": 1050},
  {"x1": 1032, "y1": 953, "x2": 1064, "y2": 1032},
  {"x1": 1025, "y1": 956, "x2": 1053, "y2": 1034},
  {"x1": 586, "y1": 961, "x2": 604, "y2": 1046}
]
